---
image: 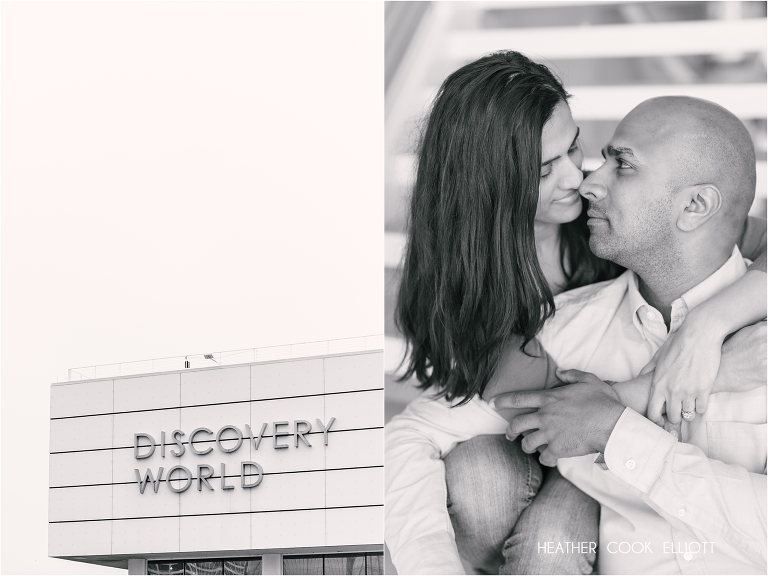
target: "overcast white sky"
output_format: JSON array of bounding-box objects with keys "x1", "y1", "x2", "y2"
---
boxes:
[{"x1": 1, "y1": 3, "x2": 383, "y2": 573}]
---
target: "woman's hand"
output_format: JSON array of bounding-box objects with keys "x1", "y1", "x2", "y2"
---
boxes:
[
  {"x1": 645, "y1": 317, "x2": 767, "y2": 426},
  {"x1": 715, "y1": 321, "x2": 767, "y2": 393},
  {"x1": 645, "y1": 266, "x2": 766, "y2": 426},
  {"x1": 644, "y1": 315, "x2": 724, "y2": 426}
]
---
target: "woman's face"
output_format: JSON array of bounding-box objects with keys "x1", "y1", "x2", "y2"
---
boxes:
[{"x1": 536, "y1": 100, "x2": 584, "y2": 225}]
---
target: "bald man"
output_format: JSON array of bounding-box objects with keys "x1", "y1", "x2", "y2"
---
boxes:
[
  {"x1": 495, "y1": 96, "x2": 767, "y2": 573},
  {"x1": 583, "y1": 96, "x2": 758, "y2": 292},
  {"x1": 385, "y1": 96, "x2": 766, "y2": 575}
]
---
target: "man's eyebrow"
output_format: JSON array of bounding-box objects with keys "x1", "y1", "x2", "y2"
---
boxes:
[
  {"x1": 605, "y1": 144, "x2": 637, "y2": 159},
  {"x1": 541, "y1": 127, "x2": 580, "y2": 168}
]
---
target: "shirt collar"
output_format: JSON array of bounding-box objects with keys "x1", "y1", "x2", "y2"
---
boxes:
[
  {"x1": 627, "y1": 245, "x2": 747, "y2": 338},
  {"x1": 678, "y1": 245, "x2": 748, "y2": 312},
  {"x1": 627, "y1": 273, "x2": 648, "y2": 336}
]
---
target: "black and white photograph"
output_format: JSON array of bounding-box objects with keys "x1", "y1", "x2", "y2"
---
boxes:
[
  {"x1": 384, "y1": 2, "x2": 767, "y2": 575},
  {"x1": 2, "y1": 1, "x2": 767, "y2": 576}
]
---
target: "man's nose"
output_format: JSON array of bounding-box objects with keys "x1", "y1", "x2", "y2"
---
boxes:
[{"x1": 579, "y1": 170, "x2": 608, "y2": 201}]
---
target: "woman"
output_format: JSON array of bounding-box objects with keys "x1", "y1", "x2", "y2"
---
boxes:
[{"x1": 387, "y1": 51, "x2": 766, "y2": 575}]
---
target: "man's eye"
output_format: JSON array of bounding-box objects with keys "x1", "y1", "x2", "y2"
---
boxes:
[
  {"x1": 569, "y1": 143, "x2": 580, "y2": 154},
  {"x1": 617, "y1": 158, "x2": 632, "y2": 169}
]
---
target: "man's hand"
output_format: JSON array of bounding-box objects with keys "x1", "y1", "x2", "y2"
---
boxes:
[{"x1": 494, "y1": 369, "x2": 626, "y2": 467}]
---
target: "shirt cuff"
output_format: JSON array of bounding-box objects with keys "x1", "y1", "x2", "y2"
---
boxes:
[
  {"x1": 391, "y1": 532, "x2": 467, "y2": 575},
  {"x1": 604, "y1": 407, "x2": 677, "y2": 493}
]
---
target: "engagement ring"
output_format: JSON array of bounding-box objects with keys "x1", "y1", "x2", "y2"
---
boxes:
[{"x1": 681, "y1": 410, "x2": 695, "y2": 421}]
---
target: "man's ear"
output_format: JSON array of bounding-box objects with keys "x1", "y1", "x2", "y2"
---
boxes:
[{"x1": 676, "y1": 184, "x2": 722, "y2": 232}]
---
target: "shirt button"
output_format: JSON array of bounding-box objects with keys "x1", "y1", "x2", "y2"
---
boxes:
[
  {"x1": 646, "y1": 311, "x2": 655, "y2": 320},
  {"x1": 678, "y1": 508, "x2": 686, "y2": 517},
  {"x1": 669, "y1": 429, "x2": 679, "y2": 439},
  {"x1": 683, "y1": 551, "x2": 693, "y2": 561},
  {"x1": 625, "y1": 459, "x2": 636, "y2": 470}
]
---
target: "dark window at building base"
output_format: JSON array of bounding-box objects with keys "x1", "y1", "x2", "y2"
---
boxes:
[
  {"x1": 149, "y1": 559, "x2": 262, "y2": 575},
  {"x1": 283, "y1": 553, "x2": 383, "y2": 575}
]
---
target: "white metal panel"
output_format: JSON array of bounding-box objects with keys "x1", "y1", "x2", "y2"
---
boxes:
[
  {"x1": 113, "y1": 407, "x2": 181, "y2": 450},
  {"x1": 113, "y1": 479, "x2": 180, "y2": 519},
  {"x1": 175, "y1": 443, "x2": 252, "y2": 485},
  {"x1": 326, "y1": 429, "x2": 383, "y2": 469},
  {"x1": 49, "y1": 485, "x2": 112, "y2": 522},
  {"x1": 251, "y1": 509, "x2": 326, "y2": 550},
  {"x1": 182, "y1": 366, "x2": 251, "y2": 406},
  {"x1": 569, "y1": 84, "x2": 767, "y2": 121},
  {"x1": 49, "y1": 519, "x2": 112, "y2": 557},
  {"x1": 178, "y1": 470, "x2": 252, "y2": 516},
  {"x1": 114, "y1": 448, "x2": 250, "y2": 486},
  {"x1": 111, "y1": 516, "x2": 181, "y2": 555},
  {"x1": 50, "y1": 450, "x2": 113, "y2": 487},
  {"x1": 447, "y1": 19, "x2": 767, "y2": 61},
  {"x1": 114, "y1": 373, "x2": 180, "y2": 413},
  {"x1": 179, "y1": 512, "x2": 251, "y2": 553},
  {"x1": 324, "y1": 353, "x2": 383, "y2": 394},
  {"x1": 249, "y1": 395, "x2": 326, "y2": 435},
  {"x1": 50, "y1": 379, "x2": 113, "y2": 419},
  {"x1": 50, "y1": 414, "x2": 113, "y2": 453},
  {"x1": 251, "y1": 358, "x2": 324, "y2": 400},
  {"x1": 325, "y1": 506, "x2": 383, "y2": 546},
  {"x1": 245, "y1": 431, "x2": 327, "y2": 475},
  {"x1": 180, "y1": 403, "x2": 252, "y2": 450},
  {"x1": 245, "y1": 429, "x2": 379, "y2": 474},
  {"x1": 113, "y1": 427, "x2": 376, "y2": 483},
  {"x1": 326, "y1": 468, "x2": 383, "y2": 508},
  {"x1": 114, "y1": 446, "x2": 157, "y2": 484},
  {"x1": 113, "y1": 434, "x2": 245, "y2": 486},
  {"x1": 250, "y1": 470, "x2": 326, "y2": 513},
  {"x1": 325, "y1": 390, "x2": 384, "y2": 431}
]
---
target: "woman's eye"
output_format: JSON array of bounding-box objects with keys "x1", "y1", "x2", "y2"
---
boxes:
[
  {"x1": 541, "y1": 169, "x2": 552, "y2": 179},
  {"x1": 568, "y1": 143, "x2": 580, "y2": 155}
]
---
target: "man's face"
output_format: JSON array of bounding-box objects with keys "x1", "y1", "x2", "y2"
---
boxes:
[{"x1": 578, "y1": 110, "x2": 679, "y2": 268}]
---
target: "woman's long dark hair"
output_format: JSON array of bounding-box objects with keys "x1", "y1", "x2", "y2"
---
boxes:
[{"x1": 395, "y1": 51, "x2": 621, "y2": 405}]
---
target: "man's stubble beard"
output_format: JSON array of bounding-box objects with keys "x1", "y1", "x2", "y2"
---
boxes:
[{"x1": 587, "y1": 194, "x2": 682, "y2": 283}]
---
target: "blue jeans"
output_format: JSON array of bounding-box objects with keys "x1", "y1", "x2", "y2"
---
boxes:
[{"x1": 444, "y1": 435, "x2": 599, "y2": 575}]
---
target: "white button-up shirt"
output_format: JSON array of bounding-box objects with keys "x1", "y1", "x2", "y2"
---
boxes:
[{"x1": 385, "y1": 246, "x2": 766, "y2": 575}]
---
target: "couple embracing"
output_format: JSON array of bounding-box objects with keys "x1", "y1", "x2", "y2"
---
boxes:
[{"x1": 386, "y1": 51, "x2": 766, "y2": 575}]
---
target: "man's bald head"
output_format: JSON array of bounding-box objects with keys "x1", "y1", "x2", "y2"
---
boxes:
[
  {"x1": 622, "y1": 96, "x2": 755, "y2": 233},
  {"x1": 580, "y1": 95, "x2": 756, "y2": 284}
]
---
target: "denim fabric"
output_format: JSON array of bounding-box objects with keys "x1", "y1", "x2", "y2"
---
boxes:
[
  {"x1": 500, "y1": 467, "x2": 598, "y2": 575},
  {"x1": 444, "y1": 435, "x2": 598, "y2": 575}
]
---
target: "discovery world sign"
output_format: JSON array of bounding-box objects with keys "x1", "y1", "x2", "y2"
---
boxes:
[{"x1": 133, "y1": 418, "x2": 336, "y2": 494}]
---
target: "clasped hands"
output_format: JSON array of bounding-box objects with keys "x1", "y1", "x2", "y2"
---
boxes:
[
  {"x1": 494, "y1": 369, "x2": 626, "y2": 467},
  {"x1": 495, "y1": 320, "x2": 767, "y2": 466}
]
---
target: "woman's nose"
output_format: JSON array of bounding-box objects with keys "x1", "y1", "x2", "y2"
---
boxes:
[{"x1": 561, "y1": 158, "x2": 583, "y2": 190}]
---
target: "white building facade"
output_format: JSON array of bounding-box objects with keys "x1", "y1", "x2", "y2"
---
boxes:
[{"x1": 49, "y1": 347, "x2": 384, "y2": 575}]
